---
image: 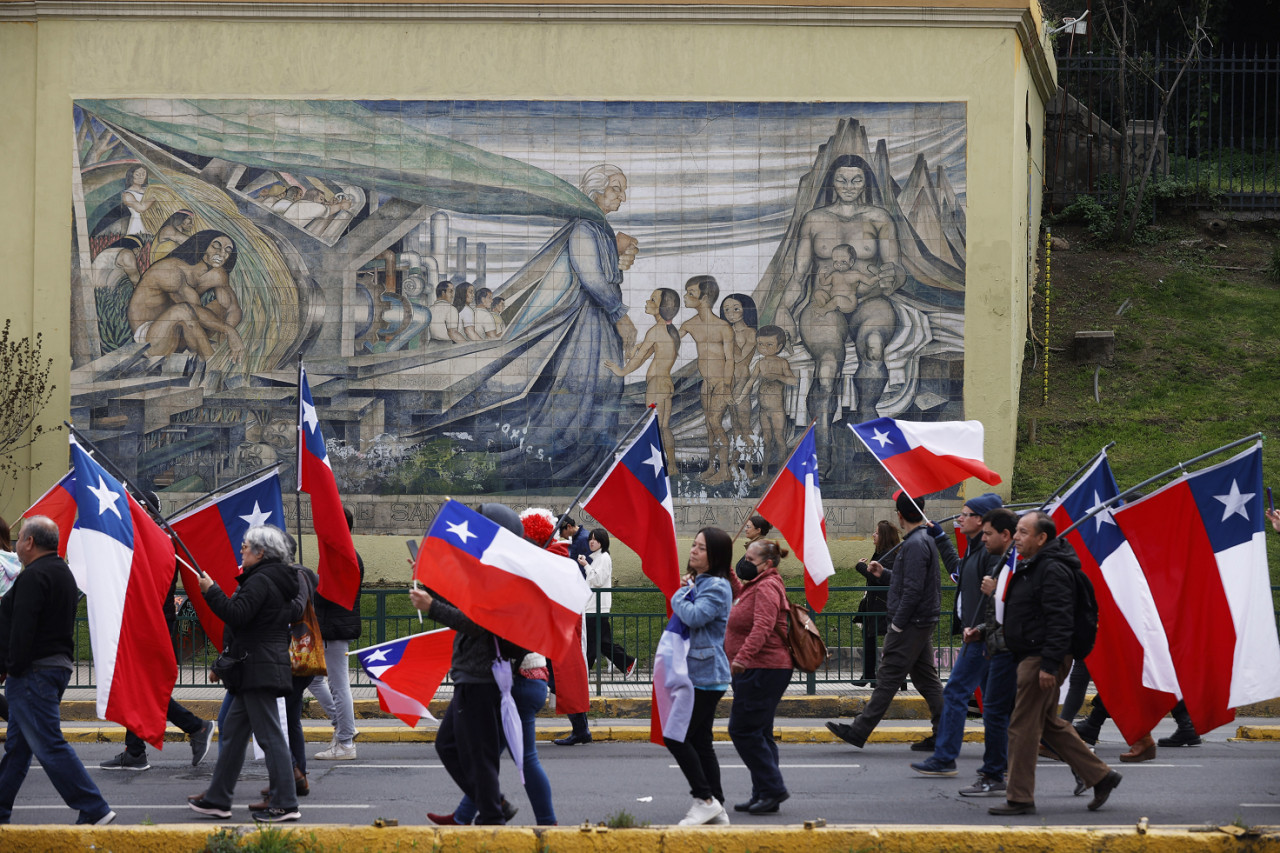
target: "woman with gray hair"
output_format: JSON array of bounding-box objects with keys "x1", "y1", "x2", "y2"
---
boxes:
[{"x1": 188, "y1": 524, "x2": 300, "y2": 822}]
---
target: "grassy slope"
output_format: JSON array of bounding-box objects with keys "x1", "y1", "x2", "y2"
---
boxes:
[{"x1": 1014, "y1": 218, "x2": 1280, "y2": 589}]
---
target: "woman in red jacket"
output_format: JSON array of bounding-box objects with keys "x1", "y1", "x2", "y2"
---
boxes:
[{"x1": 725, "y1": 539, "x2": 794, "y2": 816}]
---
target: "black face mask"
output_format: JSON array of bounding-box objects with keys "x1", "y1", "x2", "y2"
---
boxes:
[{"x1": 735, "y1": 557, "x2": 758, "y2": 581}]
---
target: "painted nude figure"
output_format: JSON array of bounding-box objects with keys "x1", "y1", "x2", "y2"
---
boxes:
[
  {"x1": 128, "y1": 230, "x2": 244, "y2": 362},
  {"x1": 720, "y1": 294, "x2": 758, "y2": 482},
  {"x1": 604, "y1": 287, "x2": 681, "y2": 459},
  {"x1": 679, "y1": 275, "x2": 735, "y2": 485},
  {"x1": 739, "y1": 325, "x2": 799, "y2": 481}
]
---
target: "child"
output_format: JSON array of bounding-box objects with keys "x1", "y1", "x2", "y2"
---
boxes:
[
  {"x1": 813, "y1": 244, "x2": 878, "y2": 315},
  {"x1": 604, "y1": 288, "x2": 681, "y2": 458},
  {"x1": 740, "y1": 325, "x2": 798, "y2": 481}
]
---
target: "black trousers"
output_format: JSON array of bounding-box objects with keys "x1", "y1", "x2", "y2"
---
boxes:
[
  {"x1": 124, "y1": 697, "x2": 204, "y2": 755},
  {"x1": 586, "y1": 615, "x2": 634, "y2": 672},
  {"x1": 728, "y1": 668, "x2": 792, "y2": 799},
  {"x1": 283, "y1": 675, "x2": 312, "y2": 774},
  {"x1": 436, "y1": 682, "x2": 505, "y2": 824},
  {"x1": 663, "y1": 688, "x2": 726, "y2": 802}
]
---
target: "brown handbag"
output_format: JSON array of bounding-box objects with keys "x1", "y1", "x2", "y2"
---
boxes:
[
  {"x1": 289, "y1": 596, "x2": 327, "y2": 678},
  {"x1": 781, "y1": 595, "x2": 829, "y2": 673}
]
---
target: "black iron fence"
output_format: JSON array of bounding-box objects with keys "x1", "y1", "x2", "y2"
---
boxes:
[{"x1": 1048, "y1": 43, "x2": 1280, "y2": 212}]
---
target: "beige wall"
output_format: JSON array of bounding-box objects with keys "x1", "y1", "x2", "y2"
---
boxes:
[{"x1": 0, "y1": 4, "x2": 1052, "y2": 531}]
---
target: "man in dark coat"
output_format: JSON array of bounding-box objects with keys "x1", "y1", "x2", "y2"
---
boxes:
[
  {"x1": 0, "y1": 516, "x2": 115, "y2": 826},
  {"x1": 990, "y1": 510, "x2": 1120, "y2": 816}
]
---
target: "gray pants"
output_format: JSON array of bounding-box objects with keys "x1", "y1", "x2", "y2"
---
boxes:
[
  {"x1": 849, "y1": 623, "x2": 944, "y2": 741},
  {"x1": 323, "y1": 640, "x2": 358, "y2": 745},
  {"x1": 205, "y1": 690, "x2": 297, "y2": 810}
]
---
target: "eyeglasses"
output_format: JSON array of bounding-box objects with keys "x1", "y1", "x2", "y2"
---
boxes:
[{"x1": 958, "y1": 511, "x2": 980, "y2": 518}]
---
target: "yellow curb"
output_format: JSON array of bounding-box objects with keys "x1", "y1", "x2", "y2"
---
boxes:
[
  {"x1": 3, "y1": 823, "x2": 1280, "y2": 853},
  {"x1": 1231, "y1": 725, "x2": 1280, "y2": 741}
]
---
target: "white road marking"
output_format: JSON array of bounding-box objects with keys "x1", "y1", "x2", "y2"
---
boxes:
[
  {"x1": 13, "y1": 804, "x2": 372, "y2": 810},
  {"x1": 670, "y1": 764, "x2": 860, "y2": 769}
]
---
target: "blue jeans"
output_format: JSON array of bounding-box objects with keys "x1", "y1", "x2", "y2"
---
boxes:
[
  {"x1": 455, "y1": 677, "x2": 557, "y2": 825},
  {"x1": 933, "y1": 643, "x2": 1016, "y2": 779},
  {"x1": 0, "y1": 667, "x2": 111, "y2": 824},
  {"x1": 728, "y1": 668, "x2": 792, "y2": 800}
]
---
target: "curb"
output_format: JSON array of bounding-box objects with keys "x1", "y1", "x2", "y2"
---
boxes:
[
  {"x1": 1230, "y1": 725, "x2": 1280, "y2": 741},
  {"x1": 3, "y1": 823, "x2": 1280, "y2": 853}
]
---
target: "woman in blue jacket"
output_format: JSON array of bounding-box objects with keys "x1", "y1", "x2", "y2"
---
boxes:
[{"x1": 665, "y1": 526, "x2": 734, "y2": 826}]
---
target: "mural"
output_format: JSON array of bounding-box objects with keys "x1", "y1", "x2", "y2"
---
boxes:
[{"x1": 69, "y1": 100, "x2": 967, "y2": 503}]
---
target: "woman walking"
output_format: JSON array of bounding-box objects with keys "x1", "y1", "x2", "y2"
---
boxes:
[
  {"x1": 854, "y1": 520, "x2": 898, "y2": 685},
  {"x1": 727, "y1": 539, "x2": 794, "y2": 815},
  {"x1": 579, "y1": 529, "x2": 635, "y2": 676},
  {"x1": 665, "y1": 527, "x2": 734, "y2": 826}
]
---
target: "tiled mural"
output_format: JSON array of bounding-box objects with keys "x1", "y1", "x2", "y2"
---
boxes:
[{"x1": 70, "y1": 100, "x2": 966, "y2": 505}]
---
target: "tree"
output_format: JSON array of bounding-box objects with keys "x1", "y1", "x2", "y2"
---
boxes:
[{"x1": 0, "y1": 319, "x2": 59, "y2": 499}]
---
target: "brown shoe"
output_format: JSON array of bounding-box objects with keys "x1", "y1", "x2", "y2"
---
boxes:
[
  {"x1": 1119, "y1": 735, "x2": 1156, "y2": 763},
  {"x1": 294, "y1": 767, "x2": 310, "y2": 796},
  {"x1": 249, "y1": 800, "x2": 270, "y2": 811}
]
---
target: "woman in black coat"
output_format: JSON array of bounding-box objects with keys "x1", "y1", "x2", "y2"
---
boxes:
[
  {"x1": 854, "y1": 520, "x2": 899, "y2": 686},
  {"x1": 188, "y1": 525, "x2": 300, "y2": 823}
]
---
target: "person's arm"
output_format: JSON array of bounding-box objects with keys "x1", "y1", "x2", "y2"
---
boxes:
[
  {"x1": 670, "y1": 577, "x2": 731, "y2": 628},
  {"x1": 3, "y1": 571, "x2": 41, "y2": 676},
  {"x1": 891, "y1": 537, "x2": 927, "y2": 630},
  {"x1": 411, "y1": 589, "x2": 488, "y2": 638},
  {"x1": 605, "y1": 330, "x2": 656, "y2": 377},
  {"x1": 203, "y1": 572, "x2": 276, "y2": 628},
  {"x1": 932, "y1": 525, "x2": 960, "y2": 578},
  {"x1": 1039, "y1": 562, "x2": 1076, "y2": 675}
]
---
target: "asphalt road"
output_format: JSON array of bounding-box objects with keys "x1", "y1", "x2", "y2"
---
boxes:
[{"x1": 7, "y1": 720, "x2": 1280, "y2": 828}]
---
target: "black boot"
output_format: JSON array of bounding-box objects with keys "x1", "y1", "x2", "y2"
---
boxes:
[
  {"x1": 1157, "y1": 702, "x2": 1201, "y2": 747},
  {"x1": 1074, "y1": 697, "x2": 1108, "y2": 746}
]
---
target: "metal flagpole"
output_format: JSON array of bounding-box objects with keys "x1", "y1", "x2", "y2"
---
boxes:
[
  {"x1": 847, "y1": 422, "x2": 931, "y2": 524},
  {"x1": 1057, "y1": 432, "x2": 1264, "y2": 540},
  {"x1": 731, "y1": 420, "x2": 816, "y2": 543},
  {"x1": 167, "y1": 462, "x2": 284, "y2": 519},
  {"x1": 294, "y1": 353, "x2": 305, "y2": 564},
  {"x1": 63, "y1": 421, "x2": 208, "y2": 579},
  {"x1": 544, "y1": 405, "x2": 658, "y2": 548}
]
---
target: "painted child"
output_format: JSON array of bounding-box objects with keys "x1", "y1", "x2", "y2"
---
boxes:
[
  {"x1": 604, "y1": 287, "x2": 681, "y2": 459},
  {"x1": 813, "y1": 243, "x2": 878, "y2": 315},
  {"x1": 740, "y1": 325, "x2": 799, "y2": 480}
]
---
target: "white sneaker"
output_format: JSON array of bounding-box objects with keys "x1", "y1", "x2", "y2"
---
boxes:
[
  {"x1": 314, "y1": 741, "x2": 357, "y2": 760},
  {"x1": 707, "y1": 810, "x2": 730, "y2": 825},
  {"x1": 677, "y1": 797, "x2": 725, "y2": 826}
]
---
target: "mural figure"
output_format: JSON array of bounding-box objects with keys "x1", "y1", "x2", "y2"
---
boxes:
[
  {"x1": 490, "y1": 297, "x2": 507, "y2": 338},
  {"x1": 90, "y1": 235, "x2": 143, "y2": 291},
  {"x1": 679, "y1": 275, "x2": 735, "y2": 485},
  {"x1": 739, "y1": 325, "x2": 798, "y2": 481},
  {"x1": 455, "y1": 283, "x2": 480, "y2": 341},
  {"x1": 604, "y1": 287, "x2": 681, "y2": 461},
  {"x1": 127, "y1": 230, "x2": 244, "y2": 362},
  {"x1": 151, "y1": 209, "x2": 195, "y2": 263},
  {"x1": 473, "y1": 288, "x2": 500, "y2": 339},
  {"x1": 815, "y1": 244, "x2": 877, "y2": 315},
  {"x1": 428, "y1": 281, "x2": 464, "y2": 343},
  {"x1": 720, "y1": 294, "x2": 758, "y2": 483}
]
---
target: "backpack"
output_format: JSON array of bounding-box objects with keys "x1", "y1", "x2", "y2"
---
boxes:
[
  {"x1": 1070, "y1": 567, "x2": 1099, "y2": 658},
  {"x1": 781, "y1": 596, "x2": 829, "y2": 673}
]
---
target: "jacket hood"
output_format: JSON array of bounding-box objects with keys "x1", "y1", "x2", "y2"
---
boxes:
[{"x1": 1029, "y1": 536, "x2": 1081, "y2": 571}]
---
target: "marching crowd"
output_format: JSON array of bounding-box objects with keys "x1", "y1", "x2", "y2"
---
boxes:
[{"x1": 3, "y1": 499, "x2": 1279, "y2": 826}]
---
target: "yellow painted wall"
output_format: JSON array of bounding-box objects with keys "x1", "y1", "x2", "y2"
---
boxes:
[{"x1": 0, "y1": 5, "x2": 1052, "y2": 525}]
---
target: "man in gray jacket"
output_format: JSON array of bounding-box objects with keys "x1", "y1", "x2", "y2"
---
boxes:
[{"x1": 827, "y1": 492, "x2": 945, "y2": 748}]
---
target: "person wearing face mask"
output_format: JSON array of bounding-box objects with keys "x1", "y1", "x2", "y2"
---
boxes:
[{"x1": 726, "y1": 539, "x2": 793, "y2": 816}]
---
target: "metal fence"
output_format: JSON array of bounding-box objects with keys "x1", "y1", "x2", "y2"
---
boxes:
[
  {"x1": 69, "y1": 584, "x2": 1280, "y2": 695},
  {"x1": 1048, "y1": 43, "x2": 1280, "y2": 212}
]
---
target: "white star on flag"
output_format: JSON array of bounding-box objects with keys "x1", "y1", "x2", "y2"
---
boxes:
[
  {"x1": 1093, "y1": 491, "x2": 1117, "y2": 532},
  {"x1": 302, "y1": 399, "x2": 319, "y2": 433},
  {"x1": 239, "y1": 501, "x2": 273, "y2": 529},
  {"x1": 870, "y1": 428, "x2": 893, "y2": 448},
  {"x1": 643, "y1": 445, "x2": 665, "y2": 478},
  {"x1": 446, "y1": 520, "x2": 477, "y2": 544},
  {"x1": 363, "y1": 648, "x2": 390, "y2": 664},
  {"x1": 1213, "y1": 480, "x2": 1254, "y2": 522},
  {"x1": 88, "y1": 475, "x2": 122, "y2": 519}
]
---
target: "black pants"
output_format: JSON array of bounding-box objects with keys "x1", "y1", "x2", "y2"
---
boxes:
[
  {"x1": 586, "y1": 615, "x2": 634, "y2": 672},
  {"x1": 284, "y1": 675, "x2": 312, "y2": 774},
  {"x1": 664, "y1": 688, "x2": 725, "y2": 802},
  {"x1": 436, "y1": 682, "x2": 505, "y2": 824},
  {"x1": 728, "y1": 669, "x2": 792, "y2": 800},
  {"x1": 124, "y1": 697, "x2": 204, "y2": 755},
  {"x1": 861, "y1": 617, "x2": 882, "y2": 680},
  {"x1": 1060, "y1": 659, "x2": 1091, "y2": 721}
]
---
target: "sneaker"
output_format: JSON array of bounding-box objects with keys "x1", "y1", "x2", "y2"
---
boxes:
[
  {"x1": 625, "y1": 658, "x2": 637, "y2": 677},
  {"x1": 677, "y1": 797, "x2": 725, "y2": 826},
  {"x1": 95, "y1": 810, "x2": 117, "y2": 826},
  {"x1": 250, "y1": 806, "x2": 301, "y2": 823},
  {"x1": 189, "y1": 720, "x2": 214, "y2": 767},
  {"x1": 100, "y1": 750, "x2": 150, "y2": 772},
  {"x1": 910, "y1": 757, "x2": 957, "y2": 777},
  {"x1": 187, "y1": 795, "x2": 232, "y2": 819},
  {"x1": 958, "y1": 775, "x2": 1006, "y2": 798},
  {"x1": 910, "y1": 735, "x2": 937, "y2": 753},
  {"x1": 314, "y1": 741, "x2": 357, "y2": 761},
  {"x1": 707, "y1": 810, "x2": 730, "y2": 825}
]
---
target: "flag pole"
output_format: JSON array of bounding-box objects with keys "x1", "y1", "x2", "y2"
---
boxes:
[
  {"x1": 870, "y1": 501, "x2": 1043, "y2": 565},
  {"x1": 166, "y1": 463, "x2": 284, "y2": 519},
  {"x1": 732, "y1": 421, "x2": 815, "y2": 543},
  {"x1": 847, "y1": 423, "x2": 930, "y2": 524},
  {"x1": 1038, "y1": 442, "x2": 1116, "y2": 510},
  {"x1": 1057, "y1": 432, "x2": 1264, "y2": 540},
  {"x1": 544, "y1": 405, "x2": 657, "y2": 548},
  {"x1": 63, "y1": 421, "x2": 208, "y2": 579},
  {"x1": 295, "y1": 353, "x2": 305, "y2": 564}
]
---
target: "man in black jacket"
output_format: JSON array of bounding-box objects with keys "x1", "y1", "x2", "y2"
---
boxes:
[
  {"x1": 827, "y1": 492, "x2": 944, "y2": 749},
  {"x1": 0, "y1": 516, "x2": 115, "y2": 825},
  {"x1": 990, "y1": 510, "x2": 1120, "y2": 816}
]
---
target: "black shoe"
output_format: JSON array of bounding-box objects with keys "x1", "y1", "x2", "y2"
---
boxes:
[
  {"x1": 552, "y1": 731, "x2": 593, "y2": 746},
  {"x1": 733, "y1": 798, "x2": 759, "y2": 813},
  {"x1": 747, "y1": 792, "x2": 789, "y2": 815},
  {"x1": 250, "y1": 806, "x2": 301, "y2": 822},
  {"x1": 1072, "y1": 771, "x2": 1087, "y2": 796},
  {"x1": 500, "y1": 796, "x2": 519, "y2": 822},
  {"x1": 1073, "y1": 722, "x2": 1099, "y2": 746},
  {"x1": 189, "y1": 720, "x2": 214, "y2": 767},
  {"x1": 100, "y1": 750, "x2": 149, "y2": 771},
  {"x1": 910, "y1": 735, "x2": 936, "y2": 752},
  {"x1": 1087, "y1": 770, "x2": 1122, "y2": 811},
  {"x1": 825, "y1": 721, "x2": 865, "y2": 748},
  {"x1": 188, "y1": 795, "x2": 232, "y2": 819},
  {"x1": 989, "y1": 800, "x2": 1037, "y2": 816},
  {"x1": 1157, "y1": 730, "x2": 1202, "y2": 747}
]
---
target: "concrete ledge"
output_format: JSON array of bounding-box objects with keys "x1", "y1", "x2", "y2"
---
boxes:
[
  {"x1": 4, "y1": 823, "x2": 1280, "y2": 853},
  {"x1": 1232, "y1": 725, "x2": 1280, "y2": 741}
]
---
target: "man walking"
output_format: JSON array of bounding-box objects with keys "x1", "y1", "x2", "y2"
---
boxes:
[
  {"x1": 990, "y1": 510, "x2": 1121, "y2": 816},
  {"x1": 911, "y1": 498, "x2": 1018, "y2": 794},
  {"x1": 0, "y1": 516, "x2": 115, "y2": 825},
  {"x1": 827, "y1": 492, "x2": 945, "y2": 748}
]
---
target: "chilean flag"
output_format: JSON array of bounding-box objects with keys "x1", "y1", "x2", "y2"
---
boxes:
[
  {"x1": 298, "y1": 365, "x2": 361, "y2": 609},
  {"x1": 850, "y1": 418, "x2": 1001, "y2": 497},
  {"x1": 583, "y1": 411, "x2": 682, "y2": 602},
  {"x1": 354, "y1": 628, "x2": 456, "y2": 727},
  {"x1": 756, "y1": 424, "x2": 836, "y2": 612},
  {"x1": 64, "y1": 439, "x2": 177, "y2": 748},
  {"x1": 1048, "y1": 455, "x2": 1180, "y2": 743},
  {"x1": 22, "y1": 471, "x2": 77, "y2": 557},
  {"x1": 650, "y1": 608, "x2": 695, "y2": 746},
  {"x1": 1113, "y1": 443, "x2": 1280, "y2": 733},
  {"x1": 168, "y1": 471, "x2": 287, "y2": 652},
  {"x1": 414, "y1": 500, "x2": 593, "y2": 661}
]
